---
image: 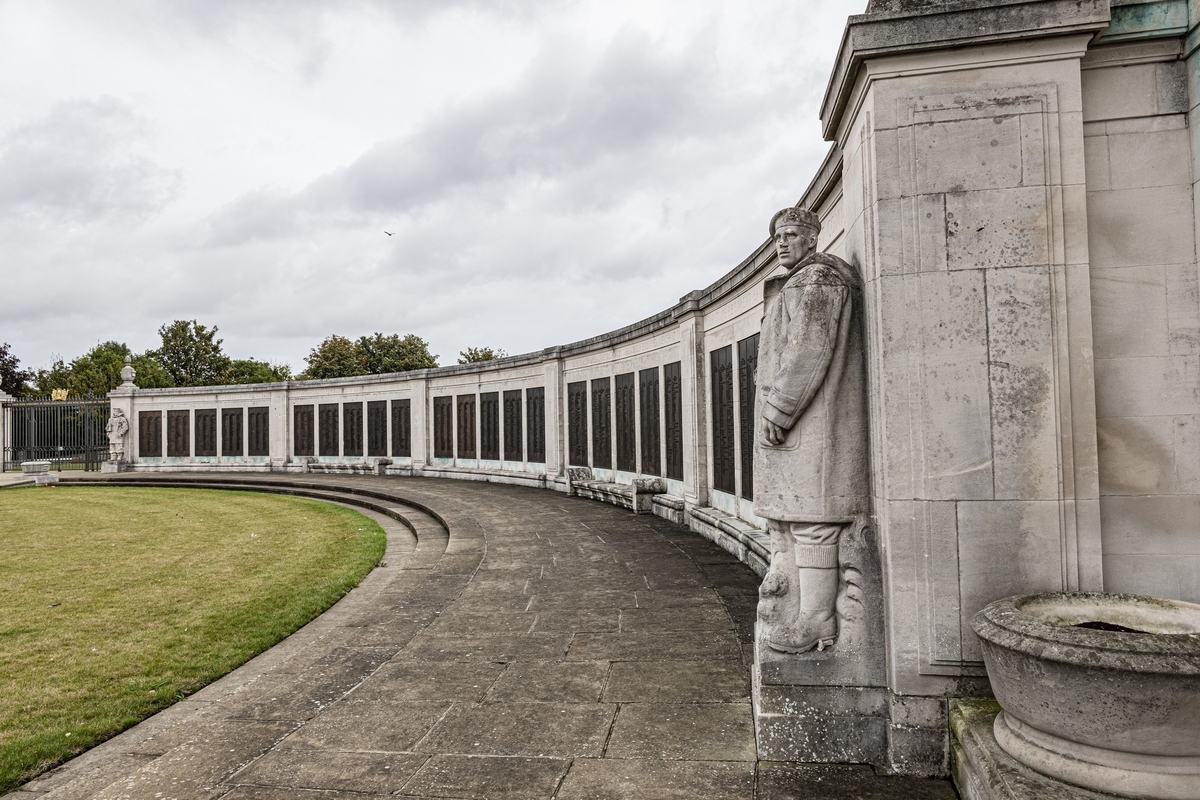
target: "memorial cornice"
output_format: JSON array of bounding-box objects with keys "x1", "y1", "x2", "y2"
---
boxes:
[{"x1": 820, "y1": 0, "x2": 1112, "y2": 141}]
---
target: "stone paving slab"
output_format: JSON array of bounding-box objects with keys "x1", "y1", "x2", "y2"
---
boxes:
[{"x1": 9, "y1": 473, "x2": 959, "y2": 799}]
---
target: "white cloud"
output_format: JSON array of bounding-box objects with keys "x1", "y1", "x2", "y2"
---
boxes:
[
  {"x1": 0, "y1": 97, "x2": 181, "y2": 222},
  {"x1": 0, "y1": 0, "x2": 865, "y2": 374}
]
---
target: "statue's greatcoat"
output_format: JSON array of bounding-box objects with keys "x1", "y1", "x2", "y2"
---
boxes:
[{"x1": 753, "y1": 251, "x2": 868, "y2": 522}]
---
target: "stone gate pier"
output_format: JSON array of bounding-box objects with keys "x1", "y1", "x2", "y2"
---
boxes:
[{"x1": 9, "y1": 0, "x2": 1198, "y2": 796}]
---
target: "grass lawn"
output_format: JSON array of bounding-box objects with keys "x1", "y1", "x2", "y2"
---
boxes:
[{"x1": 0, "y1": 486, "x2": 387, "y2": 792}]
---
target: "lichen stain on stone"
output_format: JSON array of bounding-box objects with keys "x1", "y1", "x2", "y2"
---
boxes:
[{"x1": 990, "y1": 362, "x2": 1050, "y2": 442}]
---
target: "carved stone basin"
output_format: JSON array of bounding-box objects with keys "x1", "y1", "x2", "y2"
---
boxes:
[{"x1": 972, "y1": 592, "x2": 1200, "y2": 800}]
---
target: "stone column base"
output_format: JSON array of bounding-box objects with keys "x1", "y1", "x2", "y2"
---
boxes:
[
  {"x1": 100, "y1": 461, "x2": 125, "y2": 473},
  {"x1": 951, "y1": 700, "x2": 1120, "y2": 800}
]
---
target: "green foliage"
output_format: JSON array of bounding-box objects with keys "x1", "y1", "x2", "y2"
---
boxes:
[
  {"x1": 131, "y1": 355, "x2": 173, "y2": 389},
  {"x1": 458, "y1": 346, "x2": 508, "y2": 364},
  {"x1": 0, "y1": 343, "x2": 32, "y2": 397},
  {"x1": 300, "y1": 335, "x2": 366, "y2": 379},
  {"x1": 31, "y1": 342, "x2": 175, "y2": 396},
  {"x1": 357, "y1": 332, "x2": 438, "y2": 373},
  {"x1": 300, "y1": 333, "x2": 437, "y2": 380},
  {"x1": 225, "y1": 359, "x2": 292, "y2": 385},
  {"x1": 155, "y1": 320, "x2": 231, "y2": 387},
  {"x1": 33, "y1": 342, "x2": 130, "y2": 397},
  {"x1": 0, "y1": 487, "x2": 385, "y2": 793}
]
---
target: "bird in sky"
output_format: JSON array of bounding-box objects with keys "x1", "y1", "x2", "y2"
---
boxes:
[{"x1": 384, "y1": 231, "x2": 394, "y2": 236}]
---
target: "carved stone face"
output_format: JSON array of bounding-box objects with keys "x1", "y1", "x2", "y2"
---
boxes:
[{"x1": 774, "y1": 223, "x2": 817, "y2": 269}]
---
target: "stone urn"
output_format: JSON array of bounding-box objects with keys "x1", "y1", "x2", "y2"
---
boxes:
[{"x1": 972, "y1": 592, "x2": 1200, "y2": 800}]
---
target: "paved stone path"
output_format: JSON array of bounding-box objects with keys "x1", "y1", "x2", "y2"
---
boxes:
[{"x1": 10, "y1": 474, "x2": 957, "y2": 799}]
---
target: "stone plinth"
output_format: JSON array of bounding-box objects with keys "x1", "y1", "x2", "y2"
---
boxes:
[
  {"x1": 951, "y1": 700, "x2": 1117, "y2": 800},
  {"x1": 20, "y1": 461, "x2": 59, "y2": 485},
  {"x1": 754, "y1": 522, "x2": 910, "y2": 769}
]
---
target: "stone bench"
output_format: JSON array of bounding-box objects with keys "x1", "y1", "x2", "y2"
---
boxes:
[
  {"x1": 567, "y1": 467, "x2": 666, "y2": 514},
  {"x1": 306, "y1": 458, "x2": 391, "y2": 476}
]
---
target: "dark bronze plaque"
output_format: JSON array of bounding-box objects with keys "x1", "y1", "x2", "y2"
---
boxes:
[
  {"x1": 639, "y1": 367, "x2": 660, "y2": 477},
  {"x1": 526, "y1": 387, "x2": 545, "y2": 464},
  {"x1": 392, "y1": 399, "x2": 411, "y2": 457},
  {"x1": 433, "y1": 396, "x2": 453, "y2": 458},
  {"x1": 711, "y1": 345, "x2": 735, "y2": 494},
  {"x1": 343, "y1": 402, "x2": 363, "y2": 457},
  {"x1": 480, "y1": 392, "x2": 499, "y2": 460},
  {"x1": 456, "y1": 394, "x2": 476, "y2": 459},
  {"x1": 664, "y1": 361, "x2": 683, "y2": 480},
  {"x1": 167, "y1": 409, "x2": 190, "y2": 457},
  {"x1": 139, "y1": 410, "x2": 162, "y2": 458},
  {"x1": 567, "y1": 381, "x2": 588, "y2": 467},
  {"x1": 615, "y1": 372, "x2": 636, "y2": 472},
  {"x1": 223, "y1": 407, "x2": 244, "y2": 456},
  {"x1": 503, "y1": 390, "x2": 522, "y2": 461},
  {"x1": 194, "y1": 408, "x2": 217, "y2": 457},
  {"x1": 738, "y1": 333, "x2": 760, "y2": 500},
  {"x1": 248, "y1": 407, "x2": 269, "y2": 456},
  {"x1": 591, "y1": 377, "x2": 611, "y2": 470},
  {"x1": 293, "y1": 405, "x2": 314, "y2": 457},
  {"x1": 367, "y1": 400, "x2": 387, "y2": 457},
  {"x1": 319, "y1": 403, "x2": 339, "y2": 457}
]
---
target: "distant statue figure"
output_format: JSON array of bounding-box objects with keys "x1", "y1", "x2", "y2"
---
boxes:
[
  {"x1": 754, "y1": 206, "x2": 868, "y2": 653},
  {"x1": 106, "y1": 408, "x2": 130, "y2": 461}
]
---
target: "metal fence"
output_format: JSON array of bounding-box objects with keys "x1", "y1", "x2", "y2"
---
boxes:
[{"x1": 3, "y1": 396, "x2": 111, "y2": 472}]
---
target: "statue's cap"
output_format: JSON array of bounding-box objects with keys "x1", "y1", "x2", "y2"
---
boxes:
[{"x1": 770, "y1": 206, "x2": 820, "y2": 237}]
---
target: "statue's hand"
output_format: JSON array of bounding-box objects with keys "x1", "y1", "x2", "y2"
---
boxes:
[{"x1": 761, "y1": 418, "x2": 786, "y2": 446}]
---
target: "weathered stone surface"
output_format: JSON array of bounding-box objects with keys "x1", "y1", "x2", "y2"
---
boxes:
[
  {"x1": 484, "y1": 661, "x2": 610, "y2": 703},
  {"x1": 757, "y1": 762, "x2": 959, "y2": 800},
  {"x1": 230, "y1": 749, "x2": 426, "y2": 794},
  {"x1": 605, "y1": 702, "x2": 756, "y2": 761},
  {"x1": 556, "y1": 758, "x2": 756, "y2": 800},
  {"x1": 400, "y1": 754, "x2": 570, "y2": 799},
  {"x1": 603, "y1": 660, "x2": 750, "y2": 703},
  {"x1": 416, "y1": 702, "x2": 615, "y2": 758}
]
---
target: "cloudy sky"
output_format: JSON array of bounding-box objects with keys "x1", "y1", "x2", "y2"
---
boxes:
[{"x1": 1, "y1": 0, "x2": 864, "y2": 374}]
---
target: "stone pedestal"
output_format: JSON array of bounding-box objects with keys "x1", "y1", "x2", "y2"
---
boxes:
[
  {"x1": 754, "y1": 521, "x2": 908, "y2": 768},
  {"x1": 21, "y1": 461, "x2": 59, "y2": 485},
  {"x1": 951, "y1": 701, "x2": 1118, "y2": 800}
]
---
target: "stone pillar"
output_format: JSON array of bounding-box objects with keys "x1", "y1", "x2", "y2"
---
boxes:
[
  {"x1": 269, "y1": 384, "x2": 289, "y2": 470},
  {"x1": 410, "y1": 372, "x2": 429, "y2": 469},
  {"x1": 756, "y1": 0, "x2": 1112, "y2": 777},
  {"x1": 543, "y1": 349, "x2": 565, "y2": 480},
  {"x1": 0, "y1": 389, "x2": 11, "y2": 471},
  {"x1": 675, "y1": 292, "x2": 708, "y2": 510}
]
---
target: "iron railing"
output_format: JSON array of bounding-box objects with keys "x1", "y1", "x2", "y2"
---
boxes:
[{"x1": 3, "y1": 396, "x2": 111, "y2": 472}]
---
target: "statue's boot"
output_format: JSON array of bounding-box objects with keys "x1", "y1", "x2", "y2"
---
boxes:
[
  {"x1": 759, "y1": 554, "x2": 802, "y2": 650},
  {"x1": 765, "y1": 566, "x2": 839, "y2": 653}
]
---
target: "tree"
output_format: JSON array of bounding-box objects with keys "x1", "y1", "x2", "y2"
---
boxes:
[
  {"x1": 358, "y1": 333, "x2": 438, "y2": 373},
  {"x1": 458, "y1": 346, "x2": 508, "y2": 364},
  {"x1": 155, "y1": 320, "x2": 231, "y2": 387},
  {"x1": 64, "y1": 341, "x2": 130, "y2": 396},
  {"x1": 226, "y1": 359, "x2": 292, "y2": 385},
  {"x1": 131, "y1": 353, "x2": 173, "y2": 389},
  {"x1": 301, "y1": 335, "x2": 367, "y2": 379},
  {"x1": 0, "y1": 342, "x2": 32, "y2": 396},
  {"x1": 31, "y1": 341, "x2": 175, "y2": 396}
]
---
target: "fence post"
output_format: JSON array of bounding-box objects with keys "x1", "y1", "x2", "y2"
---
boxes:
[{"x1": 0, "y1": 390, "x2": 11, "y2": 472}]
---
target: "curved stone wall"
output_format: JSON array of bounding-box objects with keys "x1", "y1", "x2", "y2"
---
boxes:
[{"x1": 107, "y1": 150, "x2": 846, "y2": 577}]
